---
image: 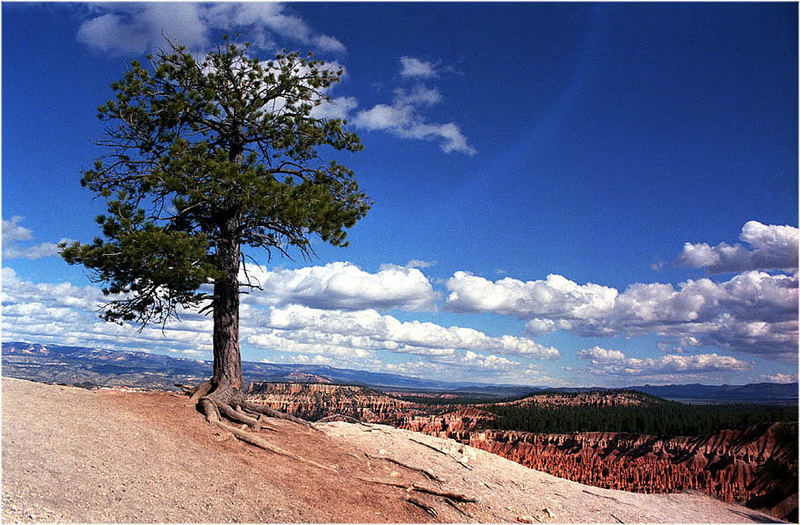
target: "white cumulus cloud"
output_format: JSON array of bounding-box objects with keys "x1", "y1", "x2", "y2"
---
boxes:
[
  {"x1": 3, "y1": 261, "x2": 560, "y2": 384},
  {"x1": 241, "y1": 262, "x2": 437, "y2": 312},
  {"x1": 576, "y1": 346, "x2": 627, "y2": 363},
  {"x1": 446, "y1": 271, "x2": 619, "y2": 320},
  {"x1": 446, "y1": 269, "x2": 797, "y2": 359},
  {"x1": 245, "y1": 303, "x2": 560, "y2": 361},
  {"x1": 760, "y1": 372, "x2": 797, "y2": 384},
  {"x1": 677, "y1": 221, "x2": 798, "y2": 273}
]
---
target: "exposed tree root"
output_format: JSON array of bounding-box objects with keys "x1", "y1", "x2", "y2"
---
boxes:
[
  {"x1": 357, "y1": 478, "x2": 478, "y2": 503},
  {"x1": 241, "y1": 400, "x2": 319, "y2": 431},
  {"x1": 317, "y1": 414, "x2": 373, "y2": 427},
  {"x1": 186, "y1": 380, "x2": 331, "y2": 470},
  {"x1": 365, "y1": 453, "x2": 444, "y2": 483},
  {"x1": 407, "y1": 483, "x2": 478, "y2": 503},
  {"x1": 188, "y1": 381, "x2": 213, "y2": 403},
  {"x1": 443, "y1": 497, "x2": 475, "y2": 519},
  {"x1": 407, "y1": 495, "x2": 439, "y2": 518},
  {"x1": 409, "y1": 437, "x2": 474, "y2": 470},
  {"x1": 198, "y1": 397, "x2": 337, "y2": 472}
]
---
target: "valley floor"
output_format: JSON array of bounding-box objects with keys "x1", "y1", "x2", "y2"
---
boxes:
[{"x1": 1, "y1": 378, "x2": 780, "y2": 523}]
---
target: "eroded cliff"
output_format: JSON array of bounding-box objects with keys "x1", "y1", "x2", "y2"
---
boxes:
[
  {"x1": 247, "y1": 382, "x2": 417, "y2": 422},
  {"x1": 246, "y1": 382, "x2": 797, "y2": 520}
]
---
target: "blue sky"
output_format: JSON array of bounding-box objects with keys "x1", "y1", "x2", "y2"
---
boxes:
[{"x1": 2, "y1": 2, "x2": 798, "y2": 387}]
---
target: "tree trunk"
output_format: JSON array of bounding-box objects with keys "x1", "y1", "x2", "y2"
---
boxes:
[
  {"x1": 211, "y1": 136, "x2": 246, "y2": 397},
  {"x1": 211, "y1": 214, "x2": 243, "y2": 396}
]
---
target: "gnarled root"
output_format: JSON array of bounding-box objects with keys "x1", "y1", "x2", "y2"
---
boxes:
[
  {"x1": 241, "y1": 400, "x2": 319, "y2": 430},
  {"x1": 188, "y1": 381, "x2": 331, "y2": 471}
]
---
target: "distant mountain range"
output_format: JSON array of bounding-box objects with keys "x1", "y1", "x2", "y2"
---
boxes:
[
  {"x1": 624, "y1": 382, "x2": 799, "y2": 404},
  {"x1": 0, "y1": 341, "x2": 532, "y2": 395},
  {"x1": 2, "y1": 341, "x2": 797, "y2": 404}
]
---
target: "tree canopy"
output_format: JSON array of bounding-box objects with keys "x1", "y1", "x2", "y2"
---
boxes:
[{"x1": 62, "y1": 38, "x2": 371, "y2": 327}]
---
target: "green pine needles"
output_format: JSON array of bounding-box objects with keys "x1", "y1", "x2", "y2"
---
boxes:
[{"x1": 62, "y1": 37, "x2": 371, "y2": 328}]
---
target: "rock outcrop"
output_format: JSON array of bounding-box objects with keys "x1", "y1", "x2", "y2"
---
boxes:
[
  {"x1": 247, "y1": 382, "x2": 416, "y2": 422},
  {"x1": 400, "y1": 407, "x2": 497, "y2": 442}
]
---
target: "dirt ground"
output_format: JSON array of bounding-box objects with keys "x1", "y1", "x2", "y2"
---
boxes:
[{"x1": 1, "y1": 378, "x2": 780, "y2": 523}]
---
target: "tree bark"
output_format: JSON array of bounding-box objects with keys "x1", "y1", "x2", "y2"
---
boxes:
[
  {"x1": 211, "y1": 213, "x2": 243, "y2": 395},
  {"x1": 210, "y1": 134, "x2": 246, "y2": 396}
]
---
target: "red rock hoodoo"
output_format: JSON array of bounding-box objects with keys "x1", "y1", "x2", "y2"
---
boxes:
[{"x1": 247, "y1": 383, "x2": 796, "y2": 520}]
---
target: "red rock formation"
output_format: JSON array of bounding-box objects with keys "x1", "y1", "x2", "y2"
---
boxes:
[
  {"x1": 247, "y1": 382, "x2": 417, "y2": 422},
  {"x1": 401, "y1": 406, "x2": 497, "y2": 442},
  {"x1": 463, "y1": 425, "x2": 780, "y2": 504},
  {"x1": 400, "y1": 415, "x2": 794, "y2": 520},
  {"x1": 248, "y1": 383, "x2": 796, "y2": 520}
]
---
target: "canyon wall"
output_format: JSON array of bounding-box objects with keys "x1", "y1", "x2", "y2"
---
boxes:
[
  {"x1": 394, "y1": 410, "x2": 795, "y2": 520},
  {"x1": 466, "y1": 425, "x2": 776, "y2": 502},
  {"x1": 247, "y1": 382, "x2": 416, "y2": 423},
  {"x1": 246, "y1": 383, "x2": 796, "y2": 520}
]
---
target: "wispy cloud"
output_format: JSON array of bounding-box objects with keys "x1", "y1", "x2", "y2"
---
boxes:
[
  {"x1": 2, "y1": 216, "x2": 72, "y2": 260},
  {"x1": 577, "y1": 346, "x2": 753, "y2": 381},
  {"x1": 399, "y1": 56, "x2": 437, "y2": 78},
  {"x1": 76, "y1": 3, "x2": 345, "y2": 56},
  {"x1": 76, "y1": 6, "x2": 475, "y2": 157},
  {"x1": 352, "y1": 64, "x2": 476, "y2": 155},
  {"x1": 3, "y1": 215, "x2": 32, "y2": 242},
  {"x1": 405, "y1": 259, "x2": 437, "y2": 269}
]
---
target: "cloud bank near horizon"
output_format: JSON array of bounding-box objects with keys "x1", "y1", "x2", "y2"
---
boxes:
[
  {"x1": 576, "y1": 345, "x2": 753, "y2": 382},
  {"x1": 443, "y1": 221, "x2": 798, "y2": 362},
  {"x1": 2, "y1": 220, "x2": 795, "y2": 384},
  {"x1": 1, "y1": 264, "x2": 558, "y2": 385}
]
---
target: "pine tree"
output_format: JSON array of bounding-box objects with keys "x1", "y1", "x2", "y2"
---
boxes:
[{"x1": 61, "y1": 38, "x2": 370, "y2": 436}]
